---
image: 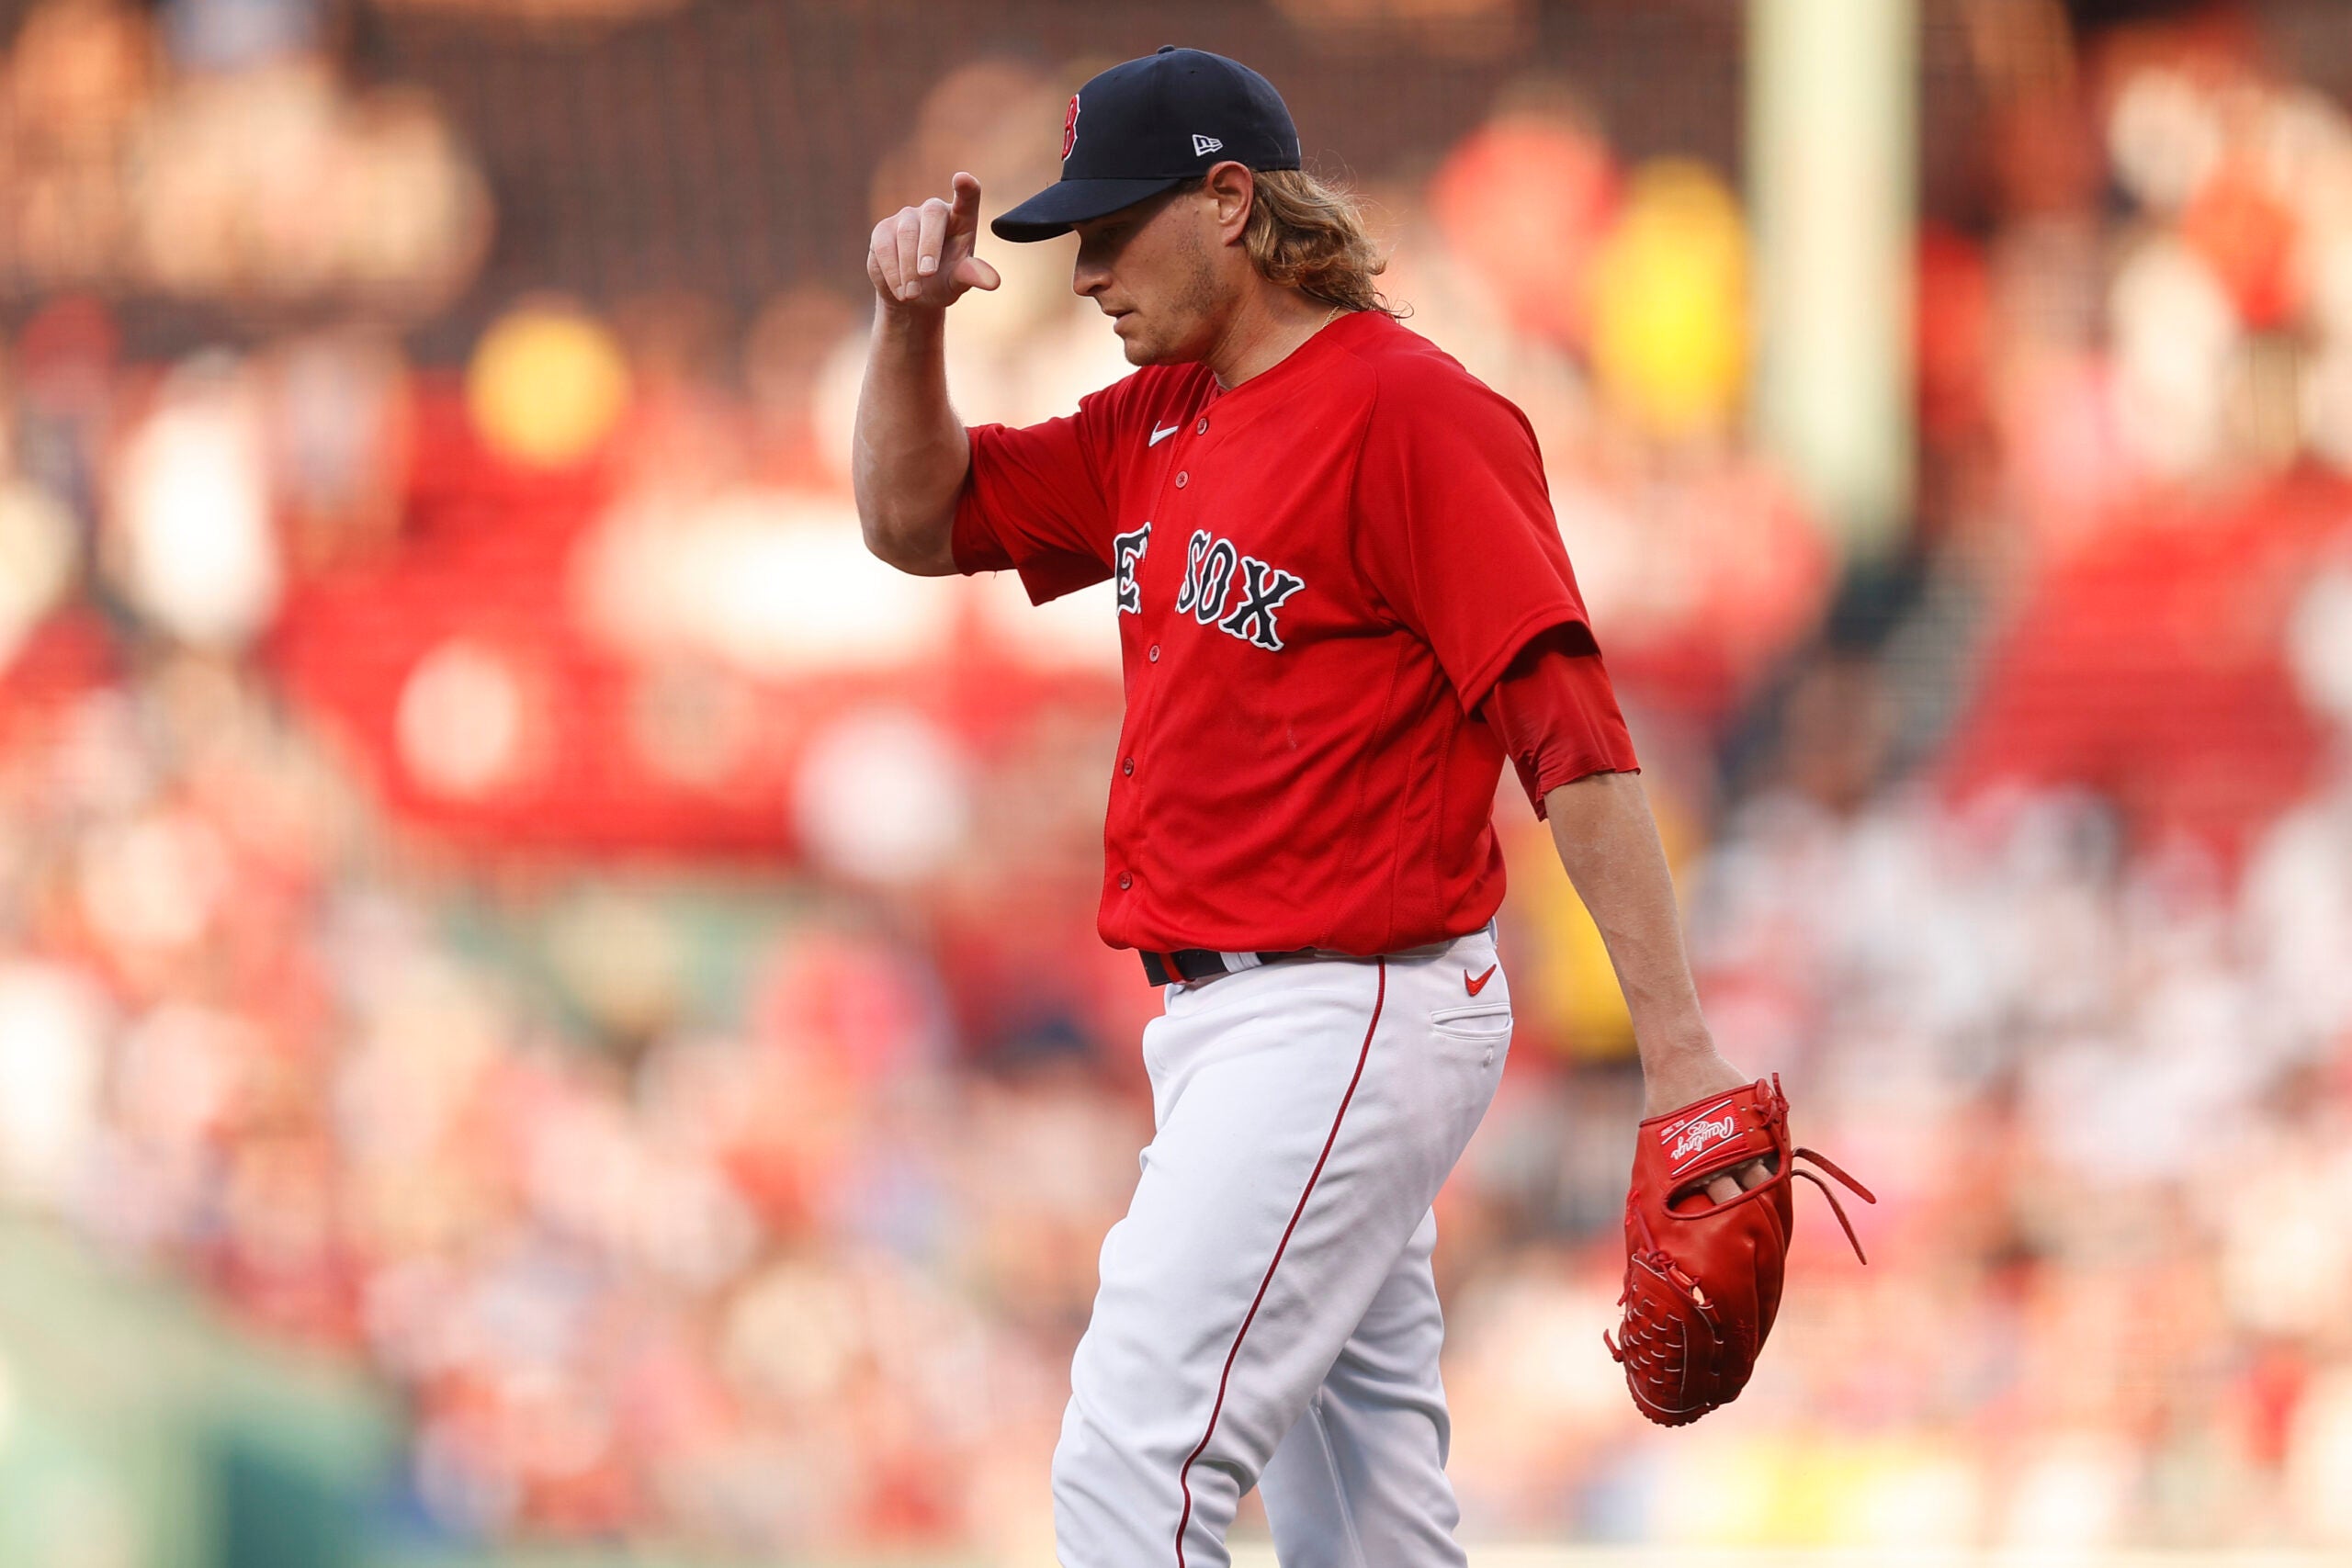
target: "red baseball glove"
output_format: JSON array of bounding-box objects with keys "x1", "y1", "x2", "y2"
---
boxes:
[{"x1": 1603, "y1": 1073, "x2": 1874, "y2": 1427}]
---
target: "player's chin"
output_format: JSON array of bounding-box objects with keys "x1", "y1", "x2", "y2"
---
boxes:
[{"x1": 1114, "y1": 324, "x2": 1184, "y2": 367}]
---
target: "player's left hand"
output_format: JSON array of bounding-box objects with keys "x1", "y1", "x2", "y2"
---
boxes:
[
  {"x1": 1640, "y1": 1046, "x2": 1773, "y2": 1204},
  {"x1": 1606, "y1": 1072, "x2": 1875, "y2": 1427}
]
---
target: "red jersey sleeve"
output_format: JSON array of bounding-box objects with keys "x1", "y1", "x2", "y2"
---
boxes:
[
  {"x1": 1352, "y1": 369, "x2": 1599, "y2": 712},
  {"x1": 1480, "y1": 628, "x2": 1641, "y2": 818},
  {"x1": 951, "y1": 380, "x2": 1127, "y2": 604}
]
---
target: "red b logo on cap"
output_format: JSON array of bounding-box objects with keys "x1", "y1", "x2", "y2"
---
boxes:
[{"x1": 1062, "y1": 94, "x2": 1080, "y2": 161}]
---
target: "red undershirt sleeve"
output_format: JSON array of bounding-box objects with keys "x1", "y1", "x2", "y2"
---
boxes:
[{"x1": 1479, "y1": 628, "x2": 1642, "y2": 818}]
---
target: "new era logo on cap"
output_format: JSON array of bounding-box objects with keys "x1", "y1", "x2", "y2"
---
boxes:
[{"x1": 1193, "y1": 134, "x2": 1223, "y2": 157}]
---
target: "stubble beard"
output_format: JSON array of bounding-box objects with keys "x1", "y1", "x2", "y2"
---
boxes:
[{"x1": 1124, "y1": 226, "x2": 1233, "y2": 367}]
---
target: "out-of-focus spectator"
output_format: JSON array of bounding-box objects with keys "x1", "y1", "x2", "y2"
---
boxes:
[
  {"x1": 106, "y1": 353, "x2": 282, "y2": 649},
  {"x1": 0, "y1": 0, "x2": 488, "y2": 310}
]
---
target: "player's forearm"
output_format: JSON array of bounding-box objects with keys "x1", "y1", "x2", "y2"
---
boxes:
[
  {"x1": 852, "y1": 307, "x2": 967, "y2": 576},
  {"x1": 1541, "y1": 771, "x2": 1714, "y2": 1069}
]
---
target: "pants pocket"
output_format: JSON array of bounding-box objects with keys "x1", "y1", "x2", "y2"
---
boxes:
[{"x1": 1428, "y1": 999, "x2": 1512, "y2": 1038}]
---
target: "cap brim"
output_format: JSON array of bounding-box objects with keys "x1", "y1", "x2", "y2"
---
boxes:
[{"x1": 990, "y1": 176, "x2": 1188, "y2": 243}]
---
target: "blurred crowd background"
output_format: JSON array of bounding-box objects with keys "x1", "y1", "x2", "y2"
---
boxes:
[{"x1": 2, "y1": 0, "x2": 2352, "y2": 1563}]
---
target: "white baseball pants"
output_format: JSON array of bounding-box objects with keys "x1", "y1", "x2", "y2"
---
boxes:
[{"x1": 1054, "y1": 924, "x2": 1511, "y2": 1566}]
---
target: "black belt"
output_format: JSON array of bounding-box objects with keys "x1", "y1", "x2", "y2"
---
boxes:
[{"x1": 1140, "y1": 946, "x2": 1316, "y2": 987}]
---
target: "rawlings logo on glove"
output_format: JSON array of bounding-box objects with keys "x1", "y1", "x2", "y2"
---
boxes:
[
  {"x1": 1604, "y1": 1073, "x2": 1874, "y2": 1427},
  {"x1": 1668, "y1": 1110, "x2": 1741, "y2": 1168}
]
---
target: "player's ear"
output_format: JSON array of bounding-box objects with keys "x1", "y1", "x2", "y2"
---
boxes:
[{"x1": 1204, "y1": 162, "x2": 1254, "y2": 245}]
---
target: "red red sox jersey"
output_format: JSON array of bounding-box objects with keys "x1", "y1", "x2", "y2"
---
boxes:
[{"x1": 953, "y1": 309, "x2": 1620, "y2": 956}]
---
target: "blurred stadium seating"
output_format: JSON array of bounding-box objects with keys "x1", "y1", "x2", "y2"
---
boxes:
[{"x1": 2, "y1": 0, "x2": 2351, "y2": 1563}]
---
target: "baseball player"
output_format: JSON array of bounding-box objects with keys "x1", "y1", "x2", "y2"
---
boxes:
[{"x1": 854, "y1": 46, "x2": 1863, "y2": 1565}]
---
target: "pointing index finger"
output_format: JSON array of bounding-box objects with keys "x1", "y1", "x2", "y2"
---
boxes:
[{"x1": 947, "y1": 172, "x2": 983, "y2": 234}]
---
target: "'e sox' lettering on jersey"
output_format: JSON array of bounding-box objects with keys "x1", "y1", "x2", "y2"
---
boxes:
[{"x1": 1171, "y1": 528, "x2": 1306, "y2": 650}]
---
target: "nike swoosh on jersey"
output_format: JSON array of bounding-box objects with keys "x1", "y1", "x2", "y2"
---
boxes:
[
  {"x1": 1464, "y1": 964, "x2": 1498, "y2": 996},
  {"x1": 1149, "y1": 423, "x2": 1181, "y2": 446}
]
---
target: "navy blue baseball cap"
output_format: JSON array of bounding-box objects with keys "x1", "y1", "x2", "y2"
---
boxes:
[{"x1": 992, "y1": 47, "x2": 1303, "y2": 243}]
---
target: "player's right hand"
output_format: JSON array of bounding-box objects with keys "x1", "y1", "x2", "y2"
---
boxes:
[{"x1": 869, "y1": 171, "x2": 1002, "y2": 311}]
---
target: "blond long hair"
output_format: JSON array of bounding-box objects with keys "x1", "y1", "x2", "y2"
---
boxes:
[{"x1": 1175, "y1": 167, "x2": 1398, "y2": 317}]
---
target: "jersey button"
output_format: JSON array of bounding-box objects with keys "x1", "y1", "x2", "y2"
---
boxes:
[
  {"x1": 1117, "y1": 872, "x2": 1133, "y2": 890},
  {"x1": 1148, "y1": 644, "x2": 1160, "y2": 662},
  {"x1": 1122, "y1": 757, "x2": 1135, "y2": 776},
  {"x1": 1174, "y1": 470, "x2": 1188, "y2": 489},
  {"x1": 1195, "y1": 418, "x2": 1209, "y2": 434}
]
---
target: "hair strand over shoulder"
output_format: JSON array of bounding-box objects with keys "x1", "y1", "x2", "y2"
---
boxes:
[{"x1": 1240, "y1": 168, "x2": 1400, "y2": 317}]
